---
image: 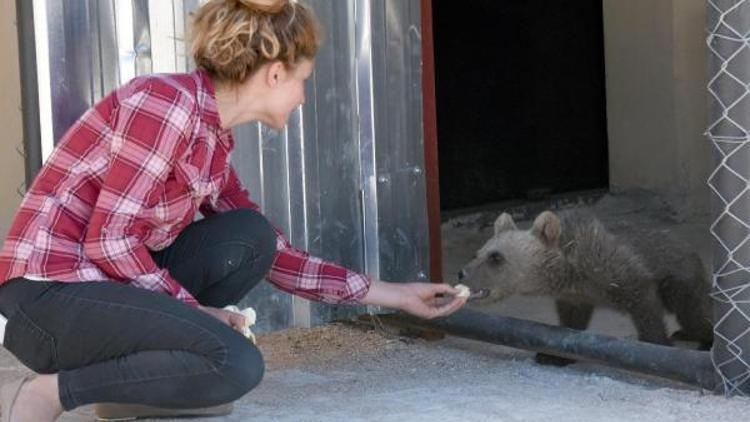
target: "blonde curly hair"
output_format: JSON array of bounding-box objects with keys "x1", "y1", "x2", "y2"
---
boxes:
[{"x1": 190, "y1": 0, "x2": 322, "y2": 84}]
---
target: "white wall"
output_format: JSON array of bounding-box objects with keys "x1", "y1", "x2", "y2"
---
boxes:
[
  {"x1": 603, "y1": 0, "x2": 710, "y2": 217},
  {"x1": 0, "y1": 0, "x2": 25, "y2": 237}
]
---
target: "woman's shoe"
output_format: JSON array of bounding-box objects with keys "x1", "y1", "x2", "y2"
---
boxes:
[
  {"x1": 93, "y1": 402, "x2": 234, "y2": 421},
  {"x1": 0, "y1": 375, "x2": 35, "y2": 422}
]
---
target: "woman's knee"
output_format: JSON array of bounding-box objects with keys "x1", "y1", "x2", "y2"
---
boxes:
[
  {"x1": 199, "y1": 209, "x2": 276, "y2": 274},
  {"x1": 214, "y1": 210, "x2": 276, "y2": 280},
  {"x1": 212, "y1": 334, "x2": 265, "y2": 400},
  {"x1": 221, "y1": 209, "x2": 276, "y2": 256}
]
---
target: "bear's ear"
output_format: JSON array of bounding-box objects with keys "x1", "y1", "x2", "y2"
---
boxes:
[
  {"x1": 531, "y1": 211, "x2": 561, "y2": 247},
  {"x1": 495, "y1": 213, "x2": 517, "y2": 235}
]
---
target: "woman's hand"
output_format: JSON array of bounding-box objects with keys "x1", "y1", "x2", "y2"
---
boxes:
[
  {"x1": 360, "y1": 280, "x2": 467, "y2": 320},
  {"x1": 398, "y1": 282, "x2": 468, "y2": 319},
  {"x1": 197, "y1": 305, "x2": 247, "y2": 334}
]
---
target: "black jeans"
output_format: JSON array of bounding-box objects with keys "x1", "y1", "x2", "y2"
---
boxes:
[{"x1": 0, "y1": 209, "x2": 276, "y2": 411}]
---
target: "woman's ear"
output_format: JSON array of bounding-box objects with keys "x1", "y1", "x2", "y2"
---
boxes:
[{"x1": 266, "y1": 61, "x2": 285, "y2": 87}]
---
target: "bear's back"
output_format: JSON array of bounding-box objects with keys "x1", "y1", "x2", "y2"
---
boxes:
[{"x1": 556, "y1": 209, "x2": 655, "y2": 298}]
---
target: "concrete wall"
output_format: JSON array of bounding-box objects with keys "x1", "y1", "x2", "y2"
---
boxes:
[
  {"x1": 0, "y1": 1, "x2": 24, "y2": 237},
  {"x1": 603, "y1": 0, "x2": 710, "y2": 217}
]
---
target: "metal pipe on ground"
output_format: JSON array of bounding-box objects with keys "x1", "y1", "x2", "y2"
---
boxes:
[{"x1": 373, "y1": 309, "x2": 716, "y2": 391}]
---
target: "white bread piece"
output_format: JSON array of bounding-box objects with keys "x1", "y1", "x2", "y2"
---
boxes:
[
  {"x1": 223, "y1": 305, "x2": 258, "y2": 344},
  {"x1": 454, "y1": 284, "x2": 471, "y2": 298}
]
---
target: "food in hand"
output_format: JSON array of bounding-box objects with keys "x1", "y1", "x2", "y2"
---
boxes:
[
  {"x1": 223, "y1": 305, "x2": 258, "y2": 344},
  {"x1": 454, "y1": 284, "x2": 471, "y2": 298}
]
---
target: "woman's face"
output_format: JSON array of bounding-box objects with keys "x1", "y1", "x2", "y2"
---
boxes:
[{"x1": 263, "y1": 59, "x2": 314, "y2": 130}]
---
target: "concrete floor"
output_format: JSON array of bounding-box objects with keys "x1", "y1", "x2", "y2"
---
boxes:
[
  {"x1": 2, "y1": 331, "x2": 747, "y2": 422},
  {"x1": 3, "y1": 191, "x2": 750, "y2": 421}
]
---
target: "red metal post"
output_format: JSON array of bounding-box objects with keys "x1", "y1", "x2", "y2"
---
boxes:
[{"x1": 421, "y1": 0, "x2": 442, "y2": 283}]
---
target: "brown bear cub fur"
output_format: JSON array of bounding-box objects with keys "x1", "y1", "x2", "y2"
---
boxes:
[{"x1": 458, "y1": 209, "x2": 713, "y2": 365}]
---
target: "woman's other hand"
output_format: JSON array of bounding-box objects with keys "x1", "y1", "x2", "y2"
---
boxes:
[{"x1": 197, "y1": 305, "x2": 247, "y2": 334}]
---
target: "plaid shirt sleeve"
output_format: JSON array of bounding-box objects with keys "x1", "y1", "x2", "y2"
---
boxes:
[
  {"x1": 83, "y1": 82, "x2": 199, "y2": 306},
  {"x1": 201, "y1": 165, "x2": 371, "y2": 304}
]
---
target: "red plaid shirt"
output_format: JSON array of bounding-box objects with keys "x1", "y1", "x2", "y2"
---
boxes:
[{"x1": 0, "y1": 70, "x2": 370, "y2": 306}]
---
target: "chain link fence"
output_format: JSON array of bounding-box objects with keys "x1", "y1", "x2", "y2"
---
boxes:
[{"x1": 707, "y1": 0, "x2": 750, "y2": 396}]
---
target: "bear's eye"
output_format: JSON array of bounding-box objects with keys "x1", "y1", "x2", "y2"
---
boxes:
[{"x1": 488, "y1": 251, "x2": 505, "y2": 265}]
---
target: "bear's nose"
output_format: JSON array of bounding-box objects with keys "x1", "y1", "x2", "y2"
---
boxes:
[{"x1": 457, "y1": 270, "x2": 465, "y2": 280}]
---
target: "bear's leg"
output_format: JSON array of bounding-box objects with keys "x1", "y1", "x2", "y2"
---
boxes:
[
  {"x1": 535, "y1": 301, "x2": 595, "y2": 367},
  {"x1": 557, "y1": 300, "x2": 595, "y2": 329},
  {"x1": 659, "y1": 276, "x2": 713, "y2": 349},
  {"x1": 629, "y1": 300, "x2": 671, "y2": 346},
  {"x1": 670, "y1": 304, "x2": 713, "y2": 350}
]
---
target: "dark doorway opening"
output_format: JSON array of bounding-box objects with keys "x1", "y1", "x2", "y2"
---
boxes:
[{"x1": 432, "y1": 0, "x2": 609, "y2": 212}]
